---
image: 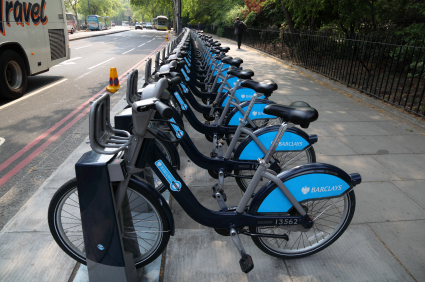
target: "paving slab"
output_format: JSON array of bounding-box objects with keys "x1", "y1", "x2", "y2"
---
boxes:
[
  {"x1": 0, "y1": 232, "x2": 76, "y2": 281},
  {"x1": 338, "y1": 135, "x2": 412, "y2": 155},
  {"x1": 313, "y1": 137, "x2": 357, "y2": 156},
  {"x1": 374, "y1": 121, "x2": 422, "y2": 136},
  {"x1": 369, "y1": 221, "x2": 425, "y2": 281},
  {"x1": 346, "y1": 110, "x2": 392, "y2": 122},
  {"x1": 316, "y1": 155, "x2": 401, "y2": 182},
  {"x1": 351, "y1": 181, "x2": 425, "y2": 224},
  {"x1": 329, "y1": 121, "x2": 392, "y2": 136},
  {"x1": 373, "y1": 154, "x2": 425, "y2": 180},
  {"x1": 285, "y1": 225, "x2": 414, "y2": 282},
  {"x1": 163, "y1": 229, "x2": 292, "y2": 282},
  {"x1": 391, "y1": 135, "x2": 425, "y2": 154},
  {"x1": 391, "y1": 180, "x2": 425, "y2": 209}
]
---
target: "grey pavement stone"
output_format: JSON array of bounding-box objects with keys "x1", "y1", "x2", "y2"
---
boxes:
[
  {"x1": 374, "y1": 121, "x2": 421, "y2": 136},
  {"x1": 163, "y1": 228, "x2": 291, "y2": 282},
  {"x1": 286, "y1": 225, "x2": 414, "y2": 282},
  {"x1": 391, "y1": 135, "x2": 425, "y2": 154},
  {"x1": 373, "y1": 154, "x2": 425, "y2": 180},
  {"x1": 330, "y1": 121, "x2": 392, "y2": 136},
  {"x1": 3, "y1": 187, "x2": 55, "y2": 232},
  {"x1": 316, "y1": 155, "x2": 401, "y2": 182},
  {"x1": 369, "y1": 221, "x2": 425, "y2": 281},
  {"x1": 352, "y1": 181, "x2": 425, "y2": 224},
  {"x1": 303, "y1": 121, "x2": 346, "y2": 137},
  {"x1": 318, "y1": 110, "x2": 361, "y2": 122},
  {"x1": 338, "y1": 135, "x2": 412, "y2": 155},
  {"x1": 346, "y1": 110, "x2": 392, "y2": 122},
  {"x1": 391, "y1": 180, "x2": 425, "y2": 209},
  {"x1": 284, "y1": 94, "x2": 352, "y2": 103},
  {"x1": 313, "y1": 137, "x2": 357, "y2": 156},
  {"x1": 0, "y1": 232, "x2": 76, "y2": 281}
]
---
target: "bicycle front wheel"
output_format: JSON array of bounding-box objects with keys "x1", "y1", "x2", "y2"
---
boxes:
[
  {"x1": 48, "y1": 178, "x2": 170, "y2": 268},
  {"x1": 250, "y1": 190, "x2": 356, "y2": 259}
]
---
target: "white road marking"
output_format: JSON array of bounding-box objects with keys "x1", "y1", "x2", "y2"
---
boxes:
[
  {"x1": 122, "y1": 48, "x2": 135, "y2": 54},
  {"x1": 75, "y1": 45, "x2": 92, "y2": 50},
  {"x1": 138, "y1": 43, "x2": 145, "y2": 47},
  {"x1": 88, "y1": 58, "x2": 115, "y2": 70},
  {"x1": 52, "y1": 57, "x2": 82, "y2": 67},
  {"x1": 76, "y1": 70, "x2": 94, "y2": 80},
  {"x1": 0, "y1": 138, "x2": 5, "y2": 147},
  {"x1": 0, "y1": 79, "x2": 68, "y2": 110}
]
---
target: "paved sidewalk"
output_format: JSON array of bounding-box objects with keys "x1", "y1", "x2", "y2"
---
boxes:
[
  {"x1": 160, "y1": 36, "x2": 425, "y2": 281},
  {"x1": 0, "y1": 33, "x2": 424, "y2": 282},
  {"x1": 69, "y1": 26, "x2": 131, "y2": 41}
]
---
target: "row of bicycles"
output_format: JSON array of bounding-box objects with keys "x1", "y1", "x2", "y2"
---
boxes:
[{"x1": 48, "y1": 28, "x2": 361, "y2": 274}]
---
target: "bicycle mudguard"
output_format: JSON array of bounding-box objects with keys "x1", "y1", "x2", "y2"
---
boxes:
[
  {"x1": 225, "y1": 99, "x2": 276, "y2": 126},
  {"x1": 220, "y1": 88, "x2": 266, "y2": 107},
  {"x1": 129, "y1": 177, "x2": 175, "y2": 236},
  {"x1": 217, "y1": 75, "x2": 237, "y2": 86},
  {"x1": 233, "y1": 125, "x2": 318, "y2": 160},
  {"x1": 248, "y1": 163, "x2": 361, "y2": 214}
]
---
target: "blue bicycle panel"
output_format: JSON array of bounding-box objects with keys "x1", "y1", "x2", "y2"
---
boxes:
[
  {"x1": 257, "y1": 173, "x2": 350, "y2": 213},
  {"x1": 219, "y1": 76, "x2": 238, "y2": 89},
  {"x1": 227, "y1": 102, "x2": 274, "y2": 126},
  {"x1": 221, "y1": 88, "x2": 265, "y2": 107},
  {"x1": 238, "y1": 131, "x2": 308, "y2": 160},
  {"x1": 213, "y1": 65, "x2": 230, "y2": 77}
]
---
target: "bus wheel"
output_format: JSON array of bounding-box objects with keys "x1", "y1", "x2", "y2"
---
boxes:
[{"x1": 0, "y1": 50, "x2": 27, "y2": 100}]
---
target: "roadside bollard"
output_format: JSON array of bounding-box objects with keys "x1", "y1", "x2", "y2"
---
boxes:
[{"x1": 106, "y1": 67, "x2": 121, "y2": 93}]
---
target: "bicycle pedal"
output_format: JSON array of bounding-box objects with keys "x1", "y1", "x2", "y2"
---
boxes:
[{"x1": 239, "y1": 254, "x2": 254, "y2": 273}]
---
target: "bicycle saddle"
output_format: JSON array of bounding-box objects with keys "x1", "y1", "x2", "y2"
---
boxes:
[
  {"x1": 217, "y1": 46, "x2": 230, "y2": 53},
  {"x1": 210, "y1": 49, "x2": 221, "y2": 54},
  {"x1": 263, "y1": 104, "x2": 318, "y2": 128},
  {"x1": 240, "y1": 79, "x2": 277, "y2": 94},
  {"x1": 222, "y1": 57, "x2": 243, "y2": 68},
  {"x1": 212, "y1": 42, "x2": 221, "y2": 47},
  {"x1": 227, "y1": 69, "x2": 254, "y2": 79},
  {"x1": 213, "y1": 54, "x2": 229, "y2": 61}
]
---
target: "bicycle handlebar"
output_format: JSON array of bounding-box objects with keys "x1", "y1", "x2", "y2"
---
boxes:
[{"x1": 155, "y1": 101, "x2": 174, "y2": 119}]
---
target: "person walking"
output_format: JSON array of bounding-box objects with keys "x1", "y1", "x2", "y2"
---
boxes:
[
  {"x1": 198, "y1": 22, "x2": 201, "y2": 30},
  {"x1": 234, "y1": 17, "x2": 244, "y2": 49},
  {"x1": 188, "y1": 22, "x2": 192, "y2": 29}
]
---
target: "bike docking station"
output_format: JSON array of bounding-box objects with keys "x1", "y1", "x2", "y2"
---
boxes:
[{"x1": 74, "y1": 94, "x2": 140, "y2": 282}]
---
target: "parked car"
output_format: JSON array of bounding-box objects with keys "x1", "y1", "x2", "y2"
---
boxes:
[
  {"x1": 146, "y1": 22, "x2": 153, "y2": 29},
  {"x1": 142, "y1": 22, "x2": 147, "y2": 28},
  {"x1": 112, "y1": 22, "x2": 115, "y2": 27},
  {"x1": 135, "y1": 23, "x2": 143, "y2": 30}
]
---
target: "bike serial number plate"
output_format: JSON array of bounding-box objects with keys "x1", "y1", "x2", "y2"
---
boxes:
[{"x1": 257, "y1": 217, "x2": 301, "y2": 226}]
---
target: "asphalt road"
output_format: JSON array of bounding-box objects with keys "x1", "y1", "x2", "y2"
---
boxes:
[{"x1": 0, "y1": 29, "x2": 168, "y2": 228}]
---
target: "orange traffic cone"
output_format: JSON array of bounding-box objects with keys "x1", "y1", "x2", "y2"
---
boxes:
[{"x1": 106, "y1": 67, "x2": 121, "y2": 93}]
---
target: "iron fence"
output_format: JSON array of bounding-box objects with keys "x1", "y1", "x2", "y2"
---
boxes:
[{"x1": 202, "y1": 25, "x2": 425, "y2": 117}]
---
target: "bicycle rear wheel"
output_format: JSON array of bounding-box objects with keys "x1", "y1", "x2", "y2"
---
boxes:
[
  {"x1": 48, "y1": 178, "x2": 170, "y2": 268},
  {"x1": 250, "y1": 190, "x2": 355, "y2": 259}
]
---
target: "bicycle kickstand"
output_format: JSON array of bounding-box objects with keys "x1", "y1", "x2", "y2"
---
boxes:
[{"x1": 230, "y1": 228, "x2": 254, "y2": 273}]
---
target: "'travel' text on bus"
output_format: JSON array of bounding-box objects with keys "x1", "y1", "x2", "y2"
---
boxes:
[{"x1": 0, "y1": 0, "x2": 49, "y2": 36}]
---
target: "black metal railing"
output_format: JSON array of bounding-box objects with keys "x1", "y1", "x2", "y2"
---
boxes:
[{"x1": 201, "y1": 25, "x2": 425, "y2": 117}]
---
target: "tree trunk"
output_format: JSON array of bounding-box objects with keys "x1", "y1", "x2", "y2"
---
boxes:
[{"x1": 281, "y1": 0, "x2": 296, "y2": 33}]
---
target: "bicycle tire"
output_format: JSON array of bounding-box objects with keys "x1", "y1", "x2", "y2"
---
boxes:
[
  {"x1": 234, "y1": 146, "x2": 316, "y2": 192},
  {"x1": 249, "y1": 190, "x2": 355, "y2": 259},
  {"x1": 48, "y1": 178, "x2": 170, "y2": 268}
]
